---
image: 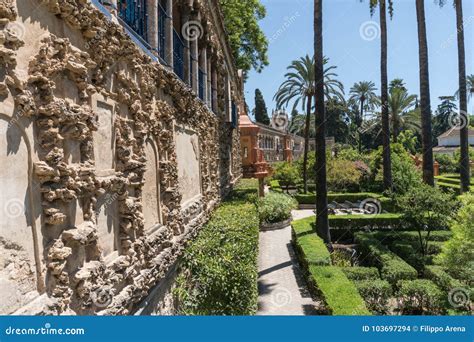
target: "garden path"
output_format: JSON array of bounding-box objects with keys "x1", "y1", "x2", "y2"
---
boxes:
[{"x1": 257, "y1": 210, "x2": 319, "y2": 315}]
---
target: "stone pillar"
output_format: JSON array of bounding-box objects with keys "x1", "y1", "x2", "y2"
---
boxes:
[
  {"x1": 207, "y1": 51, "x2": 212, "y2": 107},
  {"x1": 147, "y1": 0, "x2": 158, "y2": 50},
  {"x1": 199, "y1": 46, "x2": 208, "y2": 102},
  {"x1": 190, "y1": 36, "x2": 199, "y2": 93},
  {"x1": 165, "y1": 0, "x2": 173, "y2": 66}
]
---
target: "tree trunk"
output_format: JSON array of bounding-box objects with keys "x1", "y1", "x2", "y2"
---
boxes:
[
  {"x1": 358, "y1": 98, "x2": 364, "y2": 152},
  {"x1": 302, "y1": 95, "x2": 313, "y2": 194},
  {"x1": 314, "y1": 0, "x2": 331, "y2": 244},
  {"x1": 380, "y1": 0, "x2": 392, "y2": 191},
  {"x1": 455, "y1": 0, "x2": 471, "y2": 192},
  {"x1": 416, "y1": 0, "x2": 435, "y2": 186},
  {"x1": 393, "y1": 112, "x2": 399, "y2": 143}
]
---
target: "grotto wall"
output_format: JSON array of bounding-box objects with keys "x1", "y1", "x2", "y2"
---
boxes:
[{"x1": 0, "y1": 0, "x2": 242, "y2": 315}]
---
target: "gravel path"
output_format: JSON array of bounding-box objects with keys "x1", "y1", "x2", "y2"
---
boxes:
[{"x1": 257, "y1": 211, "x2": 319, "y2": 315}]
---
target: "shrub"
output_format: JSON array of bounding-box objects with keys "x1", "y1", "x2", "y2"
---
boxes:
[
  {"x1": 424, "y1": 265, "x2": 463, "y2": 292},
  {"x1": 268, "y1": 179, "x2": 283, "y2": 192},
  {"x1": 174, "y1": 182, "x2": 259, "y2": 315},
  {"x1": 327, "y1": 159, "x2": 362, "y2": 192},
  {"x1": 389, "y1": 243, "x2": 431, "y2": 272},
  {"x1": 292, "y1": 217, "x2": 331, "y2": 266},
  {"x1": 397, "y1": 279, "x2": 445, "y2": 314},
  {"x1": 342, "y1": 267, "x2": 380, "y2": 281},
  {"x1": 329, "y1": 213, "x2": 403, "y2": 230},
  {"x1": 371, "y1": 143, "x2": 422, "y2": 195},
  {"x1": 257, "y1": 192, "x2": 297, "y2": 224},
  {"x1": 397, "y1": 184, "x2": 458, "y2": 256},
  {"x1": 435, "y1": 154, "x2": 458, "y2": 174},
  {"x1": 309, "y1": 266, "x2": 371, "y2": 315},
  {"x1": 272, "y1": 162, "x2": 300, "y2": 192},
  {"x1": 355, "y1": 279, "x2": 393, "y2": 314},
  {"x1": 436, "y1": 193, "x2": 474, "y2": 284},
  {"x1": 355, "y1": 233, "x2": 417, "y2": 287}
]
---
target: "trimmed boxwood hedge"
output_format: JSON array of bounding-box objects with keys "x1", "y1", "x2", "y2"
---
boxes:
[
  {"x1": 295, "y1": 192, "x2": 384, "y2": 204},
  {"x1": 342, "y1": 267, "x2": 380, "y2": 281},
  {"x1": 329, "y1": 213, "x2": 402, "y2": 229},
  {"x1": 309, "y1": 265, "x2": 371, "y2": 315},
  {"x1": 292, "y1": 217, "x2": 331, "y2": 266},
  {"x1": 355, "y1": 233, "x2": 417, "y2": 287},
  {"x1": 397, "y1": 279, "x2": 445, "y2": 314},
  {"x1": 354, "y1": 279, "x2": 392, "y2": 314},
  {"x1": 174, "y1": 181, "x2": 259, "y2": 315}
]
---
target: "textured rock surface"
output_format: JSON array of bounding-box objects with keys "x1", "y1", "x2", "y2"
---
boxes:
[{"x1": 0, "y1": 0, "x2": 242, "y2": 315}]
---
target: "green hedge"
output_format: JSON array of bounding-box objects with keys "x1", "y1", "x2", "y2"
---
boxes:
[
  {"x1": 174, "y1": 181, "x2": 259, "y2": 315},
  {"x1": 342, "y1": 267, "x2": 380, "y2": 281},
  {"x1": 292, "y1": 217, "x2": 331, "y2": 266},
  {"x1": 424, "y1": 265, "x2": 463, "y2": 292},
  {"x1": 257, "y1": 192, "x2": 297, "y2": 224},
  {"x1": 295, "y1": 192, "x2": 384, "y2": 204},
  {"x1": 397, "y1": 279, "x2": 445, "y2": 314},
  {"x1": 355, "y1": 279, "x2": 392, "y2": 314},
  {"x1": 370, "y1": 230, "x2": 452, "y2": 244},
  {"x1": 329, "y1": 213, "x2": 402, "y2": 229},
  {"x1": 269, "y1": 180, "x2": 283, "y2": 193},
  {"x1": 355, "y1": 233, "x2": 418, "y2": 287},
  {"x1": 309, "y1": 266, "x2": 371, "y2": 315}
]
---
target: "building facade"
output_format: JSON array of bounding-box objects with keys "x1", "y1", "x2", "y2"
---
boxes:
[
  {"x1": 433, "y1": 127, "x2": 474, "y2": 155},
  {"x1": 0, "y1": 0, "x2": 242, "y2": 315}
]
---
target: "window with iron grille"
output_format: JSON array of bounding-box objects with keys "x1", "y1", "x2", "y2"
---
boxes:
[
  {"x1": 173, "y1": 30, "x2": 185, "y2": 81},
  {"x1": 118, "y1": 0, "x2": 148, "y2": 42}
]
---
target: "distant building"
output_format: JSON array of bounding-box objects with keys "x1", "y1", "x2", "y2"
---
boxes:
[{"x1": 433, "y1": 127, "x2": 474, "y2": 155}]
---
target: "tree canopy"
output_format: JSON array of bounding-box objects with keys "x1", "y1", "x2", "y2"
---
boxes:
[
  {"x1": 219, "y1": 0, "x2": 269, "y2": 75},
  {"x1": 254, "y1": 89, "x2": 270, "y2": 125}
]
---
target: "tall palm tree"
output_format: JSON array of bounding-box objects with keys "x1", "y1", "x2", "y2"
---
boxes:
[
  {"x1": 438, "y1": 0, "x2": 471, "y2": 192},
  {"x1": 388, "y1": 87, "x2": 418, "y2": 142},
  {"x1": 274, "y1": 55, "x2": 344, "y2": 193},
  {"x1": 455, "y1": 74, "x2": 474, "y2": 102},
  {"x1": 416, "y1": 0, "x2": 435, "y2": 186},
  {"x1": 349, "y1": 81, "x2": 378, "y2": 151},
  {"x1": 367, "y1": 0, "x2": 393, "y2": 191},
  {"x1": 314, "y1": 0, "x2": 330, "y2": 244},
  {"x1": 389, "y1": 78, "x2": 407, "y2": 92}
]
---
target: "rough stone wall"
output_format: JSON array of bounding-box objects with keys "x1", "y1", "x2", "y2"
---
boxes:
[{"x1": 0, "y1": 0, "x2": 241, "y2": 315}]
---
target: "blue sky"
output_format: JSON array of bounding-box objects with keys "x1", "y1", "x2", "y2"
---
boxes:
[{"x1": 245, "y1": 0, "x2": 474, "y2": 117}]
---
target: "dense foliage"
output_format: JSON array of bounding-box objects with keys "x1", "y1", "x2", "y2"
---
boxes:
[
  {"x1": 219, "y1": 0, "x2": 268, "y2": 73},
  {"x1": 257, "y1": 192, "x2": 297, "y2": 224},
  {"x1": 174, "y1": 180, "x2": 259, "y2": 315},
  {"x1": 254, "y1": 88, "x2": 270, "y2": 125},
  {"x1": 436, "y1": 193, "x2": 474, "y2": 283}
]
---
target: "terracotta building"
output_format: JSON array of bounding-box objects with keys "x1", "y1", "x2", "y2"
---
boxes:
[{"x1": 0, "y1": 0, "x2": 242, "y2": 315}]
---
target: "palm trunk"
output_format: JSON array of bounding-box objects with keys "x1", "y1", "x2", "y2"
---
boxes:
[
  {"x1": 314, "y1": 0, "x2": 330, "y2": 244},
  {"x1": 416, "y1": 0, "x2": 435, "y2": 186},
  {"x1": 380, "y1": 0, "x2": 392, "y2": 191},
  {"x1": 455, "y1": 0, "x2": 470, "y2": 192},
  {"x1": 302, "y1": 95, "x2": 313, "y2": 194},
  {"x1": 393, "y1": 113, "x2": 399, "y2": 143},
  {"x1": 358, "y1": 98, "x2": 364, "y2": 152}
]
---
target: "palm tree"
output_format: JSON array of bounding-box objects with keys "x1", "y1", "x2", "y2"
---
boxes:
[
  {"x1": 349, "y1": 81, "x2": 378, "y2": 151},
  {"x1": 438, "y1": 0, "x2": 471, "y2": 192},
  {"x1": 388, "y1": 87, "x2": 418, "y2": 142},
  {"x1": 314, "y1": 0, "x2": 330, "y2": 244},
  {"x1": 389, "y1": 78, "x2": 407, "y2": 92},
  {"x1": 274, "y1": 55, "x2": 344, "y2": 193},
  {"x1": 416, "y1": 0, "x2": 435, "y2": 186},
  {"x1": 455, "y1": 74, "x2": 474, "y2": 102}
]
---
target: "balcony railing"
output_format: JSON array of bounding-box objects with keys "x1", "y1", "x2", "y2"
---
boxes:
[
  {"x1": 173, "y1": 29, "x2": 185, "y2": 81},
  {"x1": 157, "y1": 3, "x2": 167, "y2": 61},
  {"x1": 118, "y1": 0, "x2": 148, "y2": 42},
  {"x1": 198, "y1": 68, "x2": 206, "y2": 101}
]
